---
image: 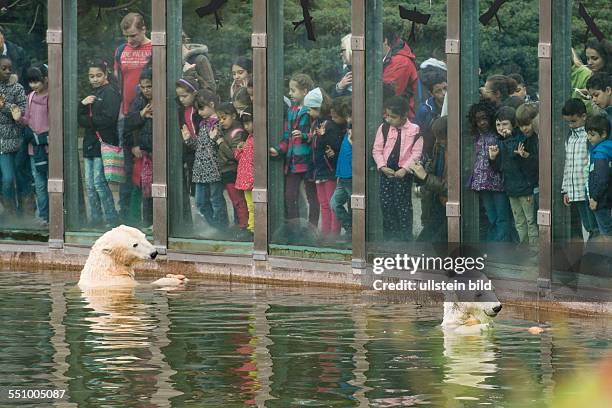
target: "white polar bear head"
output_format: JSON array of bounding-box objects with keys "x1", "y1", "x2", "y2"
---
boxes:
[
  {"x1": 78, "y1": 225, "x2": 158, "y2": 288},
  {"x1": 94, "y1": 225, "x2": 158, "y2": 266},
  {"x1": 442, "y1": 270, "x2": 502, "y2": 329}
]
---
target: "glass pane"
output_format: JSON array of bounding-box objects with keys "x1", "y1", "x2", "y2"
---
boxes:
[
  {"x1": 552, "y1": 1, "x2": 612, "y2": 291},
  {"x1": 65, "y1": 1, "x2": 152, "y2": 242},
  {"x1": 460, "y1": 0, "x2": 540, "y2": 279},
  {"x1": 366, "y1": 1, "x2": 449, "y2": 258},
  {"x1": 0, "y1": 1, "x2": 48, "y2": 239},
  {"x1": 167, "y1": 1, "x2": 254, "y2": 251},
  {"x1": 267, "y1": 0, "x2": 352, "y2": 257}
]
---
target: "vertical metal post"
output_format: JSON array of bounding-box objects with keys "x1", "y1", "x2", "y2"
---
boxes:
[
  {"x1": 267, "y1": 1, "x2": 284, "y2": 248},
  {"x1": 446, "y1": 0, "x2": 461, "y2": 243},
  {"x1": 459, "y1": 0, "x2": 480, "y2": 243},
  {"x1": 364, "y1": 0, "x2": 383, "y2": 244},
  {"x1": 537, "y1": 0, "x2": 553, "y2": 288},
  {"x1": 351, "y1": 0, "x2": 366, "y2": 270},
  {"x1": 166, "y1": 0, "x2": 183, "y2": 241},
  {"x1": 152, "y1": 0, "x2": 167, "y2": 253},
  {"x1": 547, "y1": 0, "x2": 572, "y2": 286},
  {"x1": 47, "y1": 0, "x2": 64, "y2": 249},
  {"x1": 252, "y1": 0, "x2": 268, "y2": 260}
]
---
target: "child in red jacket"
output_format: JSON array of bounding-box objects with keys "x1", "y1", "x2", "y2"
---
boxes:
[{"x1": 235, "y1": 106, "x2": 254, "y2": 233}]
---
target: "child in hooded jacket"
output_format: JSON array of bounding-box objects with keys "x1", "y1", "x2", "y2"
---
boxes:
[{"x1": 305, "y1": 87, "x2": 344, "y2": 237}]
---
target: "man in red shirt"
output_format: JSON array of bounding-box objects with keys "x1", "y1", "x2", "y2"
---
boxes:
[
  {"x1": 382, "y1": 25, "x2": 418, "y2": 119},
  {"x1": 114, "y1": 12, "x2": 152, "y2": 222}
]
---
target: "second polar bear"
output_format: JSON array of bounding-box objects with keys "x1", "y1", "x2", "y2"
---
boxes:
[{"x1": 78, "y1": 225, "x2": 188, "y2": 288}]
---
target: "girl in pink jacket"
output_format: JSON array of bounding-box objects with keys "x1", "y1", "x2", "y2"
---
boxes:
[{"x1": 372, "y1": 96, "x2": 422, "y2": 241}]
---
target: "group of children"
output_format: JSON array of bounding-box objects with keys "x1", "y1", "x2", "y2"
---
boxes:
[
  {"x1": 466, "y1": 71, "x2": 612, "y2": 243},
  {"x1": 269, "y1": 73, "x2": 354, "y2": 241},
  {"x1": 0, "y1": 55, "x2": 49, "y2": 227}
]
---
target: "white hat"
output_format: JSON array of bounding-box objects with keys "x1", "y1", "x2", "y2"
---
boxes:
[{"x1": 304, "y1": 87, "x2": 323, "y2": 108}]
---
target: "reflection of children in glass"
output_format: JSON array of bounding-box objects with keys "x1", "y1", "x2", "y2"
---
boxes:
[
  {"x1": 124, "y1": 68, "x2": 154, "y2": 227},
  {"x1": 468, "y1": 100, "x2": 513, "y2": 242},
  {"x1": 12, "y1": 64, "x2": 49, "y2": 224},
  {"x1": 0, "y1": 55, "x2": 26, "y2": 217},
  {"x1": 77, "y1": 59, "x2": 120, "y2": 227},
  {"x1": 213, "y1": 103, "x2": 249, "y2": 231},
  {"x1": 183, "y1": 89, "x2": 228, "y2": 230},
  {"x1": 329, "y1": 97, "x2": 353, "y2": 238},
  {"x1": 176, "y1": 77, "x2": 202, "y2": 228},
  {"x1": 235, "y1": 106, "x2": 255, "y2": 233},
  {"x1": 488, "y1": 107, "x2": 538, "y2": 244},
  {"x1": 306, "y1": 88, "x2": 344, "y2": 238},
  {"x1": 585, "y1": 114, "x2": 612, "y2": 236},
  {"x1": 410, "y1": 117, "x2": 448, "y2": 242},
  {"x1": 372, "y1": 96, "x2": 422, "y2": 241},
  {"x1": 561, "y1": 98, "x2": 599, "y2": 239},
  {"x1": 269, "y1": 73, "x2": 319, "y2": 226}
]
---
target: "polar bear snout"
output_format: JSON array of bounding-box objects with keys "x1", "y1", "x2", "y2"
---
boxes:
[
  {"x1": 483, "y1": 302, "x2": 502, "y2": 317},
  {"x1": 492, "y1": 304, "x2": 502, "y2": 314},
  {"x1": 150, "y1": 250, "x2": 158, "y2": 260}
]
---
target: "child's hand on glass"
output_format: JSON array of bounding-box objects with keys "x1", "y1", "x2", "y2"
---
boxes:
[
  {"x1": 488, "y1": 145, "x2": 500, "y2": 159},
  {"x1": 409, "y1": 162, "x2": 427, "y2": 180},
  {"x1": 514, "y1": 142, "x2": 529, "y2": 158},
  {"x1": 182, "y1": 62, "x2": 196, "y2": 73},
  {"x1": 347, "y1": 129, "x2": 352, "y2": 145},
  {"x1": 0, "y1": 94, "x2": 6, "y2": 109},
  {"x1": 291, "y1": 129, "x2": 302, "y2": 140},
  {"x1": 131, "y1": 146, "x2": 143, "y2": 158},
  {"x1": 10, "y1": 104, "x2": 21, "y2": 121},
  {"x1": 141, "y1": 103, "x2": 153, "y2": 118},
  {"x1": 589, "y1": 198, "x2": 597, "y2": 210},
  {"x1": 269, "y1": 147, "x2": 279, "y2": 157},
  {"x1": 381, "y1": 166, "x2": 395, "y2": 178},
  {"x1": 315, "y1": 121, "x2": 327, "y2": 136},
  {"x1": 237, "y1": 141, "x2": 245, "y2": 150},
  {"x1": 180, "y1": 124, "x2": 191, "y2": 141},
  {"x1": 81, "y1": 95, "x2": 96, "y2": 106},
  {"x1": 209, "y1": 127, "x2": 218, "y2": 140},
  {"x1": 324, "y1": 145, "x2": 335, "y2": 159}
]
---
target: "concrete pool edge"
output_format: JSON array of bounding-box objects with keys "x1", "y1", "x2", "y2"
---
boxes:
[{"x1": 1, "y1": 245, "x2": 611, "y2": 315}]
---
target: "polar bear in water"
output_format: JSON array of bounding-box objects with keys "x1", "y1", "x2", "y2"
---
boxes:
[
  {"x1": 441, "y1": 270, "x2": 502, "y2": 334},
  {"x1": 78, "y1": 225, "x2": 188, "y2": 288}
]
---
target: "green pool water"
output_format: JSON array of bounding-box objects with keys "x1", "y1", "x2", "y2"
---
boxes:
[{"x1": 1, "y1": 271, "x2": 611, "y2": 407}]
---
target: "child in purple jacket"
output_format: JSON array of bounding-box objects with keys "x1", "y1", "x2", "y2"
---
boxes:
[{"x1": 468, "y1": 100, "x2": 513, "y2": 242}]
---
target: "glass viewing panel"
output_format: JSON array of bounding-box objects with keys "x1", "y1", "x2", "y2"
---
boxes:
[
  {"x1": 167, "y1": 0, "x2": 254, "y2": 250},
  {"x1": 552, "y1": 1, "x2": 612, "y2": 290},
  {"x1": 365, "y1": 0, "x2": 449, "y2": 259},
  {"x1": 0, "y1": 2, "x2": 48, "y2": 239},
  {"x1": 460, "y1": 0, "x2": 540, "y2": 279},
  {"x1": 267, "y1": 0, "x2": 352, "y2": 258},
  {"x1": 64, "y1": 1, "x2": 152, "y2": 241}
]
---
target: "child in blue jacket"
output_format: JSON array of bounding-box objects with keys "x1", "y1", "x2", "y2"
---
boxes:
[{"x1": 585, "y1": 114, "x2": 612, "y2": 235}]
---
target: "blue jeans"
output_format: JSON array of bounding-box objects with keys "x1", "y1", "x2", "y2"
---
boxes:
[
  {"x1": 84, "y1": 157, "x2": 118, "y2": 225},
  {"x1": 195, "y1": 182, "x2": 228, "y2": 228},
  {"x1": 330, "y1": 178, "x2": 352, "y2": 232},
  {"x1": 30, "y1": 155, "x2": 48, "y2": 222},
  {"x1": 15, "y1": 136, "x2": 33, "y2": 198},
  {"x1": 479, "y1": 190, "x2": 514, "y2": 242},
  {"x1": 0, "y1": 152, "x2": 16, "y2": 200},
  {"x1": 593, "y1": 207, "x2": 612, "y2": 236}
]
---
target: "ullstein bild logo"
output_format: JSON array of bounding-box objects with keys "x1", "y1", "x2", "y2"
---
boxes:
[{"x1": 372, "y1": 254, "x2": 487, "y2": 275}]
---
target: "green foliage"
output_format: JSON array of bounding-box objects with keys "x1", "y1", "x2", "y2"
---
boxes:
[{"x1": 0, "y1": 0, "x2": 610, "y2": 100}]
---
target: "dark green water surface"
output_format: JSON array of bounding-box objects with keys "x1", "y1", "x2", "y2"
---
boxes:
[{"x1": 1, "y1": 271, "x2": 611, "y2": 407}]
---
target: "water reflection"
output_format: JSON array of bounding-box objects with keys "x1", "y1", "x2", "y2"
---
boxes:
[{"x1": 1, "y1": 273, "x2": 612, "y2": 407}]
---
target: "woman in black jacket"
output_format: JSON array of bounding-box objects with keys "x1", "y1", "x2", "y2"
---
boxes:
[{"x1": 77, "y1": 59, "x2": 121, "y2": 227}]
